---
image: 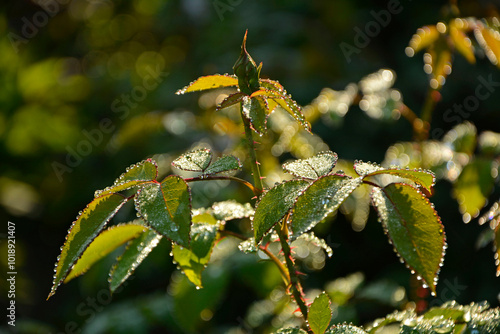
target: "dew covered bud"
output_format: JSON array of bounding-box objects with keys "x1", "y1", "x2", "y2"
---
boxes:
[{"x1": 233, "y1": 30, "x2": 262, "y2": 95}]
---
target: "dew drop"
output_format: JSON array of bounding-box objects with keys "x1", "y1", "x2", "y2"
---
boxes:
[{"x1": 170, "y1": 224, "x2": 179, "y2": 232}]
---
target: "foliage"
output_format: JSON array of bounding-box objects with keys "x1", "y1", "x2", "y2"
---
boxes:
[{"x1": 21, "y1": 2, "x2": 497, "y2": 333}]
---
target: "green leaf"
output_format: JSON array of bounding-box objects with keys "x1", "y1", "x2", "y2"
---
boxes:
[
  {"x1": 48, "y1": 193, "x2": 129, "y2": 299},
  {"x1": 172, "y1": 148, "x2": 212, "y2": 172},
  {"x1": 283, "y1": 151, "x2": 338, "y2": 179},
  {"x1": 291, "y1": 175, "x2": 363, "y2": 237},
  {"x1": 65, "y1": 222, "x2": 148, "y2": 283},
  {"x1": 242, "y1": 95, "x2": 268, "y2": 134},
  {"x1": 352, "y1": 161, "x2": 384, "y2": 176},
  {"x1": 371, "y1": 183, "x2": 446, "y2": 295},
  {"x1": 423, "y1": 306, "x2": 465, "y2": 321},
  {"x1": 172, "y1": 222, "x2": 218, "y2": 287},
  {"x1": 442, "y1": 122, "x2": 477, "y2": 156},
  {"x1": 273, "y1": 95, "x2": 310, "y2": 132},
  {"x1": 326, "y1": 324, "x2": 367, "y2": 334},
  {"x1": 203, "y1": 155, "x2": 242, "y2": 175},
  {"x1": 259, "y1": 78, "x2": 285, "y2": 94},
  {"x1": 135, "y1": 176, "x2": 192, "y2": 247},
  {"x1": 253, "y1": 180, "x2": 310, "y2": 244},
  {"x1": 216, "y1": 92, "x2": 245, "y2": 111},
  {"x1": 109, "y1": 228, "x2": 161, "y2": 293},
  {"x1": 95, "y1": 159, "x2": 158, "y2": 197},
  {"x1": 452, "y1": 158, "x2": 496, "y2": 221},
  {"x1": 358, "y1": 163, "x2": 435, "y2": 194},
  {"x1": 175, "y1": 74, "x2": 238, "y2": 94},
  {"x1": 212, "y1": 200, "x2": 254, "y2": 221},
  {"x1": 309, "y1": 292, "x2": 333, "y2": 334}
]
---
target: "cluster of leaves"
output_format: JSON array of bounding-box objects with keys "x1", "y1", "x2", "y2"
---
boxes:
[
  {"x1": 276, "y1": 300, "x2": 500, "y2": 334},
  {"x1": 253, "y1": 151, "x2": 445, "y2": 294},
  {"x1": 48, "y1": 152, "x2": 247, "y2": 298},
  {"x1": 406, "y1": 17, "x2": 500, "y2": 89},
  {"x1": 382, "y1": 122, "x2": 500, "y2": 272},
  {"x1": 48, "y1": 24, "x2": 500, "y2": 334}
]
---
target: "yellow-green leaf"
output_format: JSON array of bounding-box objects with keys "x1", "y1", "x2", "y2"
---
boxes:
[
  {"x1": 406, "y1": 25, "x2": 440, "y2": 56},
  {"x1": 309, "y1": 292, "x2": 332, "y2": 334},
  {"x1": 475, "y1": 25, "x2": 500, "y2": 67},
  {"x1": 425, "y1": 36, "x2": 452, "y2": 89},
  {"x1": 95, "y1": 159, "x2": 158, "y2": 197},
  {"x1": 176, "y1": 74, "x2": 238, "y2": 94},
  {"x1": 450, "y1": 25, "x2": 475, "y2": 64},
  {"x1": 371, "y1": 183, "x2": 446, "y2": 295},
  {"x1": 357, "y1": 161, "x2": 436, "y2": 194},
  {"x1": 452, "y1": 158, "x2": 496, "y2": 221},
  {"x1": 65, "y1": 222, "x2": 148, "y2": 283},
  {"x1": 48, "y1": 193, "x2": 129, "y2": 299},
  {"x1": 172, "y1": 222, "x2": 218, "y2": 287}
]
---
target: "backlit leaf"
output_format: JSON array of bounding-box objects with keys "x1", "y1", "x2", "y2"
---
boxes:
[
  {"x1": 109, "y1": 229, "x2": 161, "y2": 293},
  {"x1": 172, "y1": 148, "x2": 212, "y2": 172},
  {"x1": 48, "y1": 193, "x2": 129, "y2": 299},
  {"x1": 172, "y1": 222, "x2": 218, "y2": 287},
  {"x1": 135, "y1": 176, "x2": 192, "y2": 247},
  {"x1": 96, "y1": 159, "x2": 158, "y2": 197},
  {"x1": 203, "y1": 155, "x2": 242, "y2": 175},
  {"x1": 274, "y1": 95, "x2": 310, "y2": 132},
  {"x1": 475, "y1": 25, "x2": 500, "y2": 67},
  {"x1": 407, "y1": 25, "x2": 440, "y2": 55},
  {"x1": 425, "y1": 37, "x2": 452, "y2": 89},
  {"x1": 216, "y1": 92, "x2": 245, "y2": 111},
  {"x1": 452, "y1": 158, "x2": 496, "y2": 221},
  {"x1": 363, "y1": 166, "x2": 436, "y2": 194},
  {"x1": 442, "y1": 122, "x2": 477, "y2": 156},
  {"x1": 253, "y1": 180, "x2": 310, "y2": 244},
  {"x1": 65, "y1": 222, "x2": 148, "y2": 283},
  {"x1": 258, "y1": 78, "x2": 310, "y2": 131},
  {"x1": 283, "y1": 151, "x2": 338, "y2": 179},
  {"x1": 212, "y1": 200, "x2": 254, "y2": 221},
  {"x1": 353, "y1": 161, "x2": 384, "y2": 176},
  {"x1": 291, "y1": 175, "x2": 363, "y2": 237},
  {"x1": 259, "y1": 78, "x2": 285, "y2": 94},
  {"x1": 309, "y1": 292, "x2": 332, "y2": 334},
  {"x1": 242, "y1": 95, "x2": 268, "y2": 134},
  {"x1": 450, "y1": 25, "x2": 475, "y2": 64},
  {"x1": 371, "y1": 183, "x2": 446, "y2": 295},
  {"x1": 176, "y1": 74, "x2": 238, "y2": 94}
]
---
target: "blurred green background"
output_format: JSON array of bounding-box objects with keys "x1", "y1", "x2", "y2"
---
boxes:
[{"x1": 1, "y1": 0, "x2": 499, "y2": 333}]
